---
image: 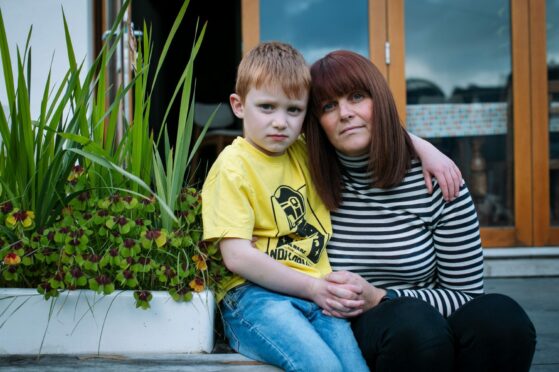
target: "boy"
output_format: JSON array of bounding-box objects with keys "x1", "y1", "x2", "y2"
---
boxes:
[{"x1": 202, "y1": 42, "x2": 368, "y2": 371}]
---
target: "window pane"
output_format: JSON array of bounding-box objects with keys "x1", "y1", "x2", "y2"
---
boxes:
[
  {"x1": 548, "y1": 0, "x2": 559, "y2": 226},
  {"x1": 405, "y1": 0, "x2": 513, "y2": 227},
  {"x1": 260, "y1": 0, "x2": 369, "y2": 63}
]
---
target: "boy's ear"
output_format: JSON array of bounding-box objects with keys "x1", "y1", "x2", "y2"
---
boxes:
[{"x1": 229, "y1": 93, "x2": 244, "y2": 119}]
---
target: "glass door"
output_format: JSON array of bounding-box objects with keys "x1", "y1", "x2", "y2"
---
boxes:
[
  {"x1": 405, "y1": 0, "x2": 513, "y2": 228},
  {"x1": 241, "y1": 0, "x2": 556, "y2": 246},
  {"x1": 398, "y1": 0, "x2": 534, "y2": 246}
]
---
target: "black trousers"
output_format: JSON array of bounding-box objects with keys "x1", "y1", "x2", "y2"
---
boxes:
[{"x1": 351, "y1": 294, "x2": 536, "y2": 372}]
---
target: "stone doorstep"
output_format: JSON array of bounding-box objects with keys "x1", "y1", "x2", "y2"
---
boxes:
[
  {"x1": 0, "y1": 353, "x2": 283, "y2": 371},
  {"x1": 484, "y1": 247, "x2": 559, "y2": 277}
]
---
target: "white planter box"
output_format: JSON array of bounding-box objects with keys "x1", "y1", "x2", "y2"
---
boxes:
[{"x1": 0, "y1": 288, "x2": 215, "y2": 355}]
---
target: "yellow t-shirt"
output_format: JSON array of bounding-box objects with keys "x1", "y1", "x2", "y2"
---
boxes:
[{"x1": 202, "y1": 137, "x2": 332, "y2": 299}]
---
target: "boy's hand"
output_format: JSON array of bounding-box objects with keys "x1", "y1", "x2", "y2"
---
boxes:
[
  {"x1": 421, "y1": 156, "x2": 463, "y2": 202},
  {"x1": 310, "y1": 277, "x2": 364, "y2": 318},
  {"x1": 409, "y1": 133, "x2": 463, "y2": 201},
  {"x1": 220, "y1": 239, "x2": 364, "y2": 311}
]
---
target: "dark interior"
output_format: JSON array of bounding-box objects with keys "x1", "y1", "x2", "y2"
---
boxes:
[{"x1": 131, "y1": 0, "x2": 242, "y2": 182}]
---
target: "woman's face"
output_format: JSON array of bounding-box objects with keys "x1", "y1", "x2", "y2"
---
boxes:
[{"x1": 318, "y1": 91, "x2": 373, "y2": 156}]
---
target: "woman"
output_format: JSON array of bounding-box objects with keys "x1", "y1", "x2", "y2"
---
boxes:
[{"x1": 304, "y1": 50, "x2": 536, "y2": 372}]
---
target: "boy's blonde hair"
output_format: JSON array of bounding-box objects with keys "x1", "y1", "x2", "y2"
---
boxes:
[{"x1": 235, "y1": 41, "x2": 310, "y2": 101}]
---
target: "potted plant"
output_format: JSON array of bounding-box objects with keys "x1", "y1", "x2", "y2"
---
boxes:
[{"x1": 0, "y1": 0, "x2": 228, "y2": 355}]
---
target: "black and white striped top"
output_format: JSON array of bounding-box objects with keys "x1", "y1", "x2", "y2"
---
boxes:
[{"x1": 328, "y1": 154, "x2": 484, "y2": 317}]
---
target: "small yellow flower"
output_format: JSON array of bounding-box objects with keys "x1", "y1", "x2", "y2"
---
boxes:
[
  {"x1": 155, "y1": 230, "x2": 167, "y2": 248},
  {"x1": 189, "y1": 277, "x2": 205, "y2": 292},
  {"x1": 67, "y1": 164, "x2": 85, "y2": 182},
  {"x1": 192, "y1": 255, "x2": 208, "y2": 271},
  {"x1": 142, "y1": 229, "x2": 167, "y2": 248},
  {"x1": 3, "y1": 252, "x2": 21, "y2": 266},
  {"x1": 6, "y1": 209, "x2": 35, "y2": 229}
]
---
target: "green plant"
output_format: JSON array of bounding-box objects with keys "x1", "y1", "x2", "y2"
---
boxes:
[
  {"x1": 150, "y1": 19, "x2": 216, "y2": 230},
  {"x1": 69, "y1": 0, "x2": 216, "y2": 228},
  {"x1": 0, "y1": 0, "x2": 229, "y2": 308},
  {"x1": 0, "y1": 181, "x2": 229, "y2": 309}
]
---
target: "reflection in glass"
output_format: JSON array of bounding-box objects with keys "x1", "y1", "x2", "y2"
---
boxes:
[
  {"x1": 259, "y1": 0, "x2": 368, "y2": 63},
  {"x1": 548, "y1": 0, "x2": 559, "y2": 225},
  {"x1": 405, "y1": 0, "x2": 512, "y2": 226}
]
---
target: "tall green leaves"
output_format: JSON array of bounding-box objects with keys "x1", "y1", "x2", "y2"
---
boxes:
[
  {"x1": 148, "y1": 11, "x2": 215, "y2": 230},
  {"x1": 0, "y1": 1, "x2": 131, "y2": 227},
  {"x1": 0, "y1": 8, "x2": 79, "y2": 227},
  {"x1": 0, "y1": 0, "x2": 212, "y2": 230}
]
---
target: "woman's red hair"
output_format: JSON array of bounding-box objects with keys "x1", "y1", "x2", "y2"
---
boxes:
[{"x1": 304, "y1": 50, "x2": 416, "y2": 210}]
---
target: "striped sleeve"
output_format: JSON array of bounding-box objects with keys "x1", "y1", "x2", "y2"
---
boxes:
[{"x1": 392, "y1": 185, "x2": 484, "y2": 317}]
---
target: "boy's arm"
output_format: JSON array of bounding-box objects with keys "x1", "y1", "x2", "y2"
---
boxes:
[
  {"x1": 220, "y1": 238, "x2": 364, "y2": 315},
  {"x1": 409, "y1": 132, "x2": 463, "y2": 201}
]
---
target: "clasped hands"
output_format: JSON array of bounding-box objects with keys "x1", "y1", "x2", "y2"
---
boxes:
[{"x1": 311, "y1": 271, "x2": 387, "y2": 318}]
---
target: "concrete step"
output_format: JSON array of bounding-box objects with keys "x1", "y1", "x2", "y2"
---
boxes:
[
  {"x1": 484, "y1": 247, "x2": 559, "y2": 277},
  {"x1": 0, "y1": 353, "x2": 282, "y2": 371}
]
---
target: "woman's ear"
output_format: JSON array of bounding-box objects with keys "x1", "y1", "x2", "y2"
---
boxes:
[{"x1": 229, "y1": 93, "x2": 244, "y2": 119}]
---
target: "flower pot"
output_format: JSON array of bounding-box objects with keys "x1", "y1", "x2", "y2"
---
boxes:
[{"x1": 0, "y1": 288, "x2": 215, "y2": 355}]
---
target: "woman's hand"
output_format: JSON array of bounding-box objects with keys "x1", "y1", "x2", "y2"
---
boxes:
[{"x1": 322, "y1": 271, "x2": 386, "y2": 318}]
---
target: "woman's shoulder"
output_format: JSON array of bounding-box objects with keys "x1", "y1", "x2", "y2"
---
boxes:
[
  {"x1": 407, "y1": 158, "x2": 473, "y2": 205},
  {"x1": 404, "y1": 159, "x2": 427, "y2": 181},
  {"x1": 397, "y1": 159, "x2": 442, "y2": 198},
  {"x1": 409, "y1": 158, "x2": 423, "y2": 170}
]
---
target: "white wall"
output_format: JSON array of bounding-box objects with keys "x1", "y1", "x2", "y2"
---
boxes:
[{"x1": 0, "y1": 0, "x2": 93, "y2": 119}]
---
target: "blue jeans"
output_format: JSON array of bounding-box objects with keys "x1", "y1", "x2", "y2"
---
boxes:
[{"x1": 221, "y1": 283, "x2": 369, "y2": 372}]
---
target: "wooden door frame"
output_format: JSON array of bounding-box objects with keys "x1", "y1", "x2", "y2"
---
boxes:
[
  {"x1": 369, "y1": 0, "x2": 387, "y2": 76},
  {"x1": 531, "y1": 0, "x2": 559, "y2": 244},
  {"x1": 385, "y1": 0, "x2": 407, "y2": 120},
  {"x1": 92, "y1": 0, "x2": 134, "y2": 146},
  {"x1": 510, "y1": 0, "x2": 533, "y2": 246},
  {"x1": 241, "y1": 0, "x2": 259, "y2": 56}
]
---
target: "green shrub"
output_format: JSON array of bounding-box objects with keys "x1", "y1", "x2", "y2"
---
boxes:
[{"x1": 0, "y1": 0, "x2": 228, "y2": 308}]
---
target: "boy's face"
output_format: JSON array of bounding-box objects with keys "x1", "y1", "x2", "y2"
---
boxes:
[{"x1": 230, "y1": 85, "x2": 308, "y2": 156}]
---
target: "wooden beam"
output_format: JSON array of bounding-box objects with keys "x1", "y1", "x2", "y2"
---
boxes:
[
  {"x1": 510, "y1": 0, "x2": 533, "y2": 245},
  {"x1": 241, "y1": 0, "x2": 259, "y2": 56},
  {"x1": 387, "y1": 0, "x2": 407, "y2": 124},
  {"x1": 530, "y1": 0, "x2": 554, "y2": 245},
  {"x1": 369, "y1": 0, "x2": 387, "y2": 77}
]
